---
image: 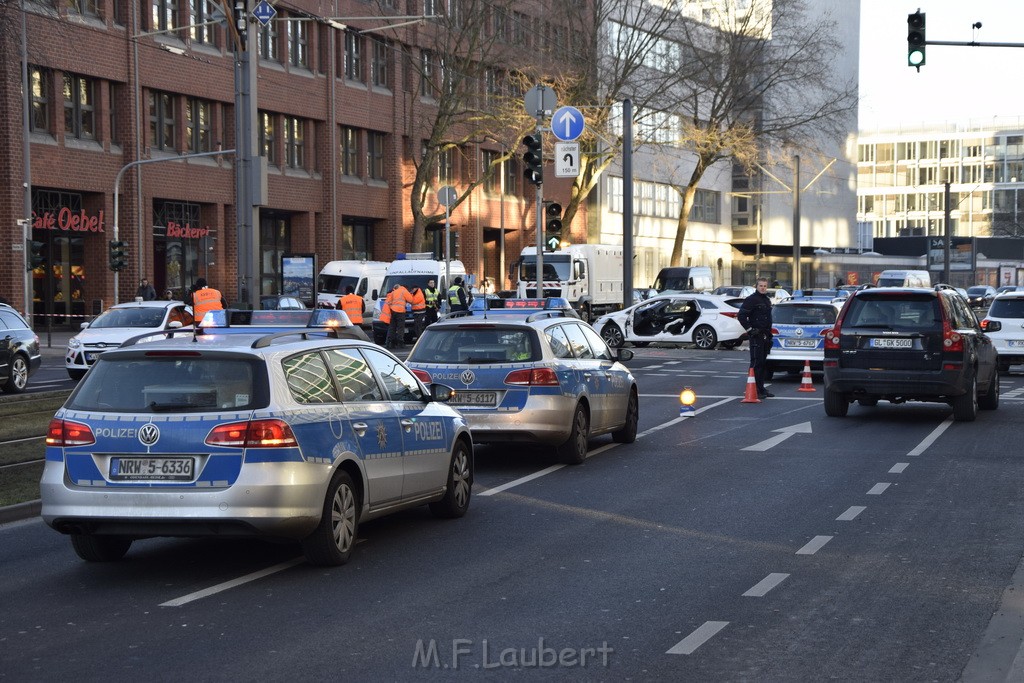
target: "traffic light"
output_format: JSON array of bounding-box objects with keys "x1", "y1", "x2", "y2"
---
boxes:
[
  {"x1": 449, "y1": 231, "x2": 460, "y2": 260},
  {"x1": 907, "y1": 11, "x2": 926, "y2": 69},
  {"x1": 545, "y1": 202, "x2": 562, "y2": 252},
  {"x1": 522, "y1": 134, "x2": 543, "y2": 187},
  {"x1": 109, "y1": 239, "x2": 128, "y2": 272},
  {"x1": 26, "y1": 239, "x2": 45, "y2": 271}
]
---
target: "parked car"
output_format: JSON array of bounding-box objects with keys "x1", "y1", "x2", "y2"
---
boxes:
[
  {"x1": 982, "y1": 290, "x2": 1024, "y2": 373},
  {"x1": 823, "y1": 286, "x2": 1000, "y2": 421},
  {"x1": 765, "y1": 299, "x2": 842, "y2": 379},
  {"x1": 406, "y1": 307, "x2": 638, "y2": 464},
  {"x1": 42, "y1": 329, "x2": 472, "y2": 565},
  {"x1": 0, "y1": 303, "x2": 41, "y2": 393},
  {"x1": 259, "y1": 295, "x2": 307, "y2": 310},
  {"x1": 996, "y1": 285, "x2": 1024, "y2": 295},
  {"x1": 593, "y1": 294, "x2": 746, "y2": 350},
  {"x1": 965, "y1": 285, "x2": 997, "y2": 309},
  {"x1": 711, "y1": 286, "x2": 751, "y2": 297},
  {"x1": 64, "y1": 300, "x2": 193, "y2": 381}
]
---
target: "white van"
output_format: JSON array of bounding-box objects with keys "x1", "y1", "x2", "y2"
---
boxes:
[
  {"x1": 372, "y1": 253, "x2": 467, "y2": 341},
  {"x1": 875, "y1": 269, "x2": 931, "y2": 288},
  {"x1": 316, "y1": 260, "x2": 389, "y2": 320}
]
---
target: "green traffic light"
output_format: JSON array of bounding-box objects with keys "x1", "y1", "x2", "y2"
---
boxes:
[{"x1": 908, "y1": 50, "x2": 925, "y2": 66}]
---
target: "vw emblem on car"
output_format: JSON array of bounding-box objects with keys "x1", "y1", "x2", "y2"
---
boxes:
[
  {"x1": 460, "y1": 369, "x2": 475, "y2": 385},
  {"x1": 138, "y1": 423, "x2": 160, "y2": 446},
  {"x1": 795, "y1": 328, "x2": 805, "y2": 337}
]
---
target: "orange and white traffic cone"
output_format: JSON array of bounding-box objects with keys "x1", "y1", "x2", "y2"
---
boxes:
[
  {"x1": 741, "y1": 368, "x2": 762, "y2": 403},
  {"x1": 798, "y1": 359, "x2": 816, "y2": 393}
]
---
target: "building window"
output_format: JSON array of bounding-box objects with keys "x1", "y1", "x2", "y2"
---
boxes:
[
  {"x1": 368, "y1": 132, "x2": 385, "y2": 180},
  {"x1": 437, "y1": 147, "x2": 453, "y2": 183},
  {"x1": 259, "y1": 213, "x2": 290, "y2": 295},
  {"x1": 482, "y1": 150, "x2": 500, "y2": 193},
  {"x1": 109, "y1": 83, "x2": 121, "y2": 144},
  {"x1": 259, "y1": 111, "x2": 276, "y2": 165},
  {"x1": 29, "y1": 67, "x2": 50, "y2": 133},
  {"x1": 63, "y1": 73, "x2": 95, "y2": 140},
  {"x1": 189, "y1": 0, "x2": 214, "y2": 44},
  {"x1": 688, "y1": 189, "x2": 721, "y2": 224},
  {"x1": 419, "y1": 50, "x2": 435, "y2": 97},
  {"x1": 287, "y1": 20, "x2": 307, "y2": 68},
  {"x1": 67, "y1": 0, "x2": 99, "y2": 16},
  {"x1": 284, "y1": 116, "x2": 304, "y2": 169},
  {"x1": 258, "y1": 21, "x2": 278, "y2": 61},
  {"x1": 340, "y1": 125, "x2": 359, "y2": 176},
  {"x1": 152, "y1": 0, "x2": 177, "y2": 32},
  {"x1": 148, "y1": 91, "x2": 175, "y2": 150},
  {"x1": 342, "y1": 219, "x2": 372, "y2": 260},
  {"x1": 371, "y1": 37, "x2": 390, "y2": 88},
  {"x1": 502, "y1": 157, "x2": 518, "y2": 196},
  {"x1": 186, "y1": 98, "x2": 211, "y2": 152},
  {"x1": 345, "y1": 31, "x2": 363, "y2": 81}
]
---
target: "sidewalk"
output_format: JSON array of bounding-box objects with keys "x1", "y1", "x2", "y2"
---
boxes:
[{"x1": 37, "y1": 330, "x2": 73, "y2": 359}]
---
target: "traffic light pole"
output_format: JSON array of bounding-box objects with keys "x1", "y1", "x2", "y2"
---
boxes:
[{"x1": 533, "y1": 121, "x2": 544, "y2": 301}]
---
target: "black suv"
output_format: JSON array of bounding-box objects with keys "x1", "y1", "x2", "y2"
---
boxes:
[{"x1": 822, "y1": 287, "x2": 1000, "y2": 421}]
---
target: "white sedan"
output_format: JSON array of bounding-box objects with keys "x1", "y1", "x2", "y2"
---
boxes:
[{"x1": 593, "y1": 294, "x2": 746, "y2": 350}]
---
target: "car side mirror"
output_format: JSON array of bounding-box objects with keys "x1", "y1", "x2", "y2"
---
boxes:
[
  {"x1": 371, "y1": 289, "x2": 378, "y2": 300},
  {"x1": 616, "y1": 348, "x2": 634, "y2": 362},
  {"x1": 986, "y1": 320, "x2": 1002, "y2": 332},
  {"x1": 80, "y1": 321, "x2": 90, "y2": 330},
  {"x1": 430, "y1": 383, "x2": 455, "y2": 402},
  {"x1": 167, "y1": 321, "x2": 183, "y2": 329}
]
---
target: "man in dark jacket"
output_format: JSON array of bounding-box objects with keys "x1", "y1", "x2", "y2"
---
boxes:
[{"x1": 737, "y1": 277, "x2": 774, "y2": 399}]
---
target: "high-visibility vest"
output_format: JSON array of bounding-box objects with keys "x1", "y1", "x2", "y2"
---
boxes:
[
  {"x1": 192, "y1": 287, "x2": 224, "y2": 322},
  {"x1": 339, "y1": 293, "x2": 363, "y2": 323},
  {"x1": 386, "y1": 287, "x2": 408, "y2": 313},
  {"x1": 448, "y1": 285, "x2": 462, "y2": 305},
  {"x1": 409, "y1": 288, "x2": 426, "y2": 312},
  {"x1": 379, "y1": 304, "x2": 391, "y2": 326},
  {"x1": 424, "y1": 287, "x2": 438, "y2": 308}
]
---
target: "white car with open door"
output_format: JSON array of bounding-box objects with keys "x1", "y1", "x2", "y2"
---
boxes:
[{"x1": 593, "y1": 294, "x2": 746, "y2": 350}]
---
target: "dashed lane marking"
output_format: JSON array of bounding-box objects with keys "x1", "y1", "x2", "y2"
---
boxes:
[
  {"x1": 889, "y1": 462, "x2": 909, "y2": 474},
  {"x1": 796, "y1": 535, "x2": 833, "y2": 555},
  {"x1": 742, "y1": 573, "x2": 789, "y2": 597},
  {"x1": 837, "y1": 506, "x2": 866, "y2": 521},
  {"x1": 907, "y1": 417, "x2": 953, "y2": 456},
  {"x1": 667, "y1": 621, "x2": 729, "y2": 655},
  {"x1": 867, "y1": 482, "x2": 891, "y2": 495}
]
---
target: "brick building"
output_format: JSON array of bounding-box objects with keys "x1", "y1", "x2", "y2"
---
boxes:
[{"x1": 0, "y1": 0, "x2": 575, "y2": 328}]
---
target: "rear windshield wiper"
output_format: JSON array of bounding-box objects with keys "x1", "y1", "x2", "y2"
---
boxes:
[{"x1": 148, "y1": 401, "x2": 201, "y2": 412}]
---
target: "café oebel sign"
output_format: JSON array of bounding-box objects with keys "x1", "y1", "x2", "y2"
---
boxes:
[{"x1": 32, "y1": 210, "x2": 210, "y2": 239}]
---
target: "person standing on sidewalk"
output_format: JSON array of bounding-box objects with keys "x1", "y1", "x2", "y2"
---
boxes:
[
  {"x1": 136, "y1": 278, "x2": 157, "y2": 301},
  {"x1": 423, "y1": 279, "x2": 440, "y2": 324},
  {"x1": 738, "y1": 277, "x2": 774, "y2": 399}
]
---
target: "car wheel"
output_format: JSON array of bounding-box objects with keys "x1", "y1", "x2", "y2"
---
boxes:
[
  {"x1": 857, "y1": 398, "x2": 878, "y2": 407},
  {"x1": 824, "y1": 389, "x2": 849, "y2": 417},
  {"x1": 692, "y1": 325, "x2": 718, "y2": 350},
  {"x1": 601, "y1": 323, "x2": 625, "y2": 348},
  {"x1": 302, "y1": 470, "x2": 359, "y2": 566},
  {"x1": 556, "y1": 403, "x2": 589, "y2": 465},
  {"x1": 71, "y1": 534, "x2": 132, "y2": 562},
  {"x1": 979, "y1": 368, "x2": 1000, "y2": 411},
  {"x1": 429, "y1": 440, "x2": 472, "y2": 519},
  {"x1": 3, "y1": 354, "x2": 29, "y2": 394},
  {"x1": 612, "y1": 389, "x2": 639, "y2": 444},
  {"x1": 68, "y1": 369, "x2": 87, "y2": 381},
  {"x1": 951, "y1": 374, "x2": 979, "y2": 422}
]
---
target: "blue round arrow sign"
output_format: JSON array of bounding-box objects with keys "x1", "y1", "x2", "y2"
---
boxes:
[{"x1": 551, "y1": 106, "x2": 585, "y2": 142}]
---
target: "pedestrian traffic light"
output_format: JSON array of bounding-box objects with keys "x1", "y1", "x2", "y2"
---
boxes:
[
  {"x1": 544, "y1": 202, "x2": 562, "y2": 251},
  {"x1": 448, "y1": 231, "x2": 460, "y2": 260},
  {"x1": 26, "y1": 239, "x2": 45, "y2": 271},
  {"x1": 522, "y1": 134, "x2": 543, "y2": 187},
  {"x1": 907, "y1": 11, "x2": 926, "y2": 69},
  {"x1": 109, "y1": 239, "x2": 128, "y2": 272}
]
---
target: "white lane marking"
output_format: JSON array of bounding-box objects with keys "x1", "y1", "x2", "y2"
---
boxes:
[
  {"x1": 742, "y1": 573, "x2": 789, "y2": 597},
  {"x1": 907, "y1": 417, "x2": 953, "y2": 456},
  {"x1": 836, "y1": 506, "x2": 866, "y2": 521},
  {"x1": 867, "y1": 483, "x2": 890, "y2": 495},
  {"x1": 160, "y1": 557, "x2": 306, "y2": 607},
  {"x1": 796, "y1": 535, "x2": 833, "y2": 555},
  {"x1": 889, "y1": 462, "x2": 909, "y2": 474},
  {"x1": 478, "y1": 465, "x2": 565, "y2": 497},
  {"x1": 741, "y1": 421, "x2": 813, "y2": 452},
  {"x1": 666, "y1": 621, "x2": 729, "y2": 655}
]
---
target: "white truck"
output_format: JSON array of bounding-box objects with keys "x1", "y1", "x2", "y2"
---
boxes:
[{"x1": 515, "y1": 244, "x2": 624, "y2": 322}]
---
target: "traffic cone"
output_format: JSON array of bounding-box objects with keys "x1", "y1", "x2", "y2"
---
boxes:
[
  {"x1": 798, "y1": 360, "x2": 816, "y2": 393},
  {"x1": 741, "y1": 368, "x2": 762, "y2": 403}
]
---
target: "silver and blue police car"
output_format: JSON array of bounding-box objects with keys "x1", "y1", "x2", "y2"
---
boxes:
[
  {"x1": 405, "y1": 299, "x2": 638, "y2": 465},
  {"x1": 765, "y1": 299, "x2": 841, "y2": 380},
  {"x1": 41, "y1": 329, "x2": 473, "y2": 566}
]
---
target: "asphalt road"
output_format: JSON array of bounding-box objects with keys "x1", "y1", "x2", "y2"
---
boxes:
[{"x1": 4, "y1": 345, "x2": 1024, "y2": 681}]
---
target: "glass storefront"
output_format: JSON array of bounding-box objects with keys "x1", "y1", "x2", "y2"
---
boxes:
[
  {"x1": 153, "y1": 200, "x2": 215, "y2": 299},
  {"x1": 31, "y1": 189, "x2": 95, "y2": 328}
]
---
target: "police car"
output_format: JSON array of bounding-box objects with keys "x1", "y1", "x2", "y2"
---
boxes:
[
  {"x1": 765, "y1": 299, "x2": 841, "y2": 379},
  {"x1": 41, "y1": 329, "x2": 473, "y2": 566},
  {"x1": 405, "y1": 300, "x2": 638, "y2": 464},
  {"x1": 197, "y1": 308, "x2": 369, "y2": 341}
]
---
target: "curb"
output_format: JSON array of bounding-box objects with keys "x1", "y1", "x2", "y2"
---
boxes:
[{"x1": 0, "y1": 499, "x2": 40, "y2": 525}]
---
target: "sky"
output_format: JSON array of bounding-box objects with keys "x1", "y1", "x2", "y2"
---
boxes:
[{"x1": 859, "y1": 0, "x2": 1024, "y2": 131}]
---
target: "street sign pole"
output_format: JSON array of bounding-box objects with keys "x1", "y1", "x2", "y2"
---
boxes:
[
  {"x1": 445, "y1": 203, "x2": 451, "y2": 309},
  {"x1": 534, "y1": 119, "x2": 544, "y2": 300}
]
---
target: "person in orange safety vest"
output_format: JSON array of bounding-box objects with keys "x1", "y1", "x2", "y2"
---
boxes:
[
  {"x1": 384, "y1": 284, "x2": 410, "y2": 349},
  {"x1": 408, "y1": 285, "x2": 426, "y2": 341},
  {"x1": 186, "y1": 278, "x2": 227, "y2": 324},
  {"x1": 337, "y1": 285, "x2": 364, "y2": 325}
]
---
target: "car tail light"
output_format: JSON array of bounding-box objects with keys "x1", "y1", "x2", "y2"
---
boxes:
[
  {"x1": 824, "y1": 304, "x2": 850, "y2": 350},
  {"x1": 770, "y1": 327, "x2": 779, "y2": 335},
  {"x1": 206, "y1": 419, "x2": 297, "y2": 448},
  {"x1": 504, "y1": 367, "x2": 560, "y2": 386},
  {"x1": 411, "y1": 369, "x2": 432, "y2": 384},
  {"x1": 942, "y1": 318, "x2": 963, "y2": 352},
  {"x1": 721, "y1": 311, "x2": 738, "y2": 318},
  {"x1": 46, "y1": 419, "x2": 95, "y2": 447},
  {"x1": 980, "y1": 318, "x2": 992, "y2": 331}
]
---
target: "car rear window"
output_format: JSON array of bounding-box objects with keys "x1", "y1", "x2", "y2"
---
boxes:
[
  {"x1": 409, "y1": 326, "x2": 537, "y2": 363},
  {"x1": 843, "y1": 294, "x2": 940, "y2": 330},
  {"x1": 967, "y1": 287, "x2": 989, "y2": 295},
  {"x1": 774, "y1": 304, "x2": 837, "y2": 325},
  {"x1": 67, "y1": 355, "x2": 265, "y2": 412},
  {"x1": 988, "y1": 298, "x2": 1024, "y2": 319}
]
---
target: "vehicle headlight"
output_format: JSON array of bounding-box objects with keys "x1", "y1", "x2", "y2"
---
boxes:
[{"x1": 68, "y1": 337, "x2": 81, "y2": 349}]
